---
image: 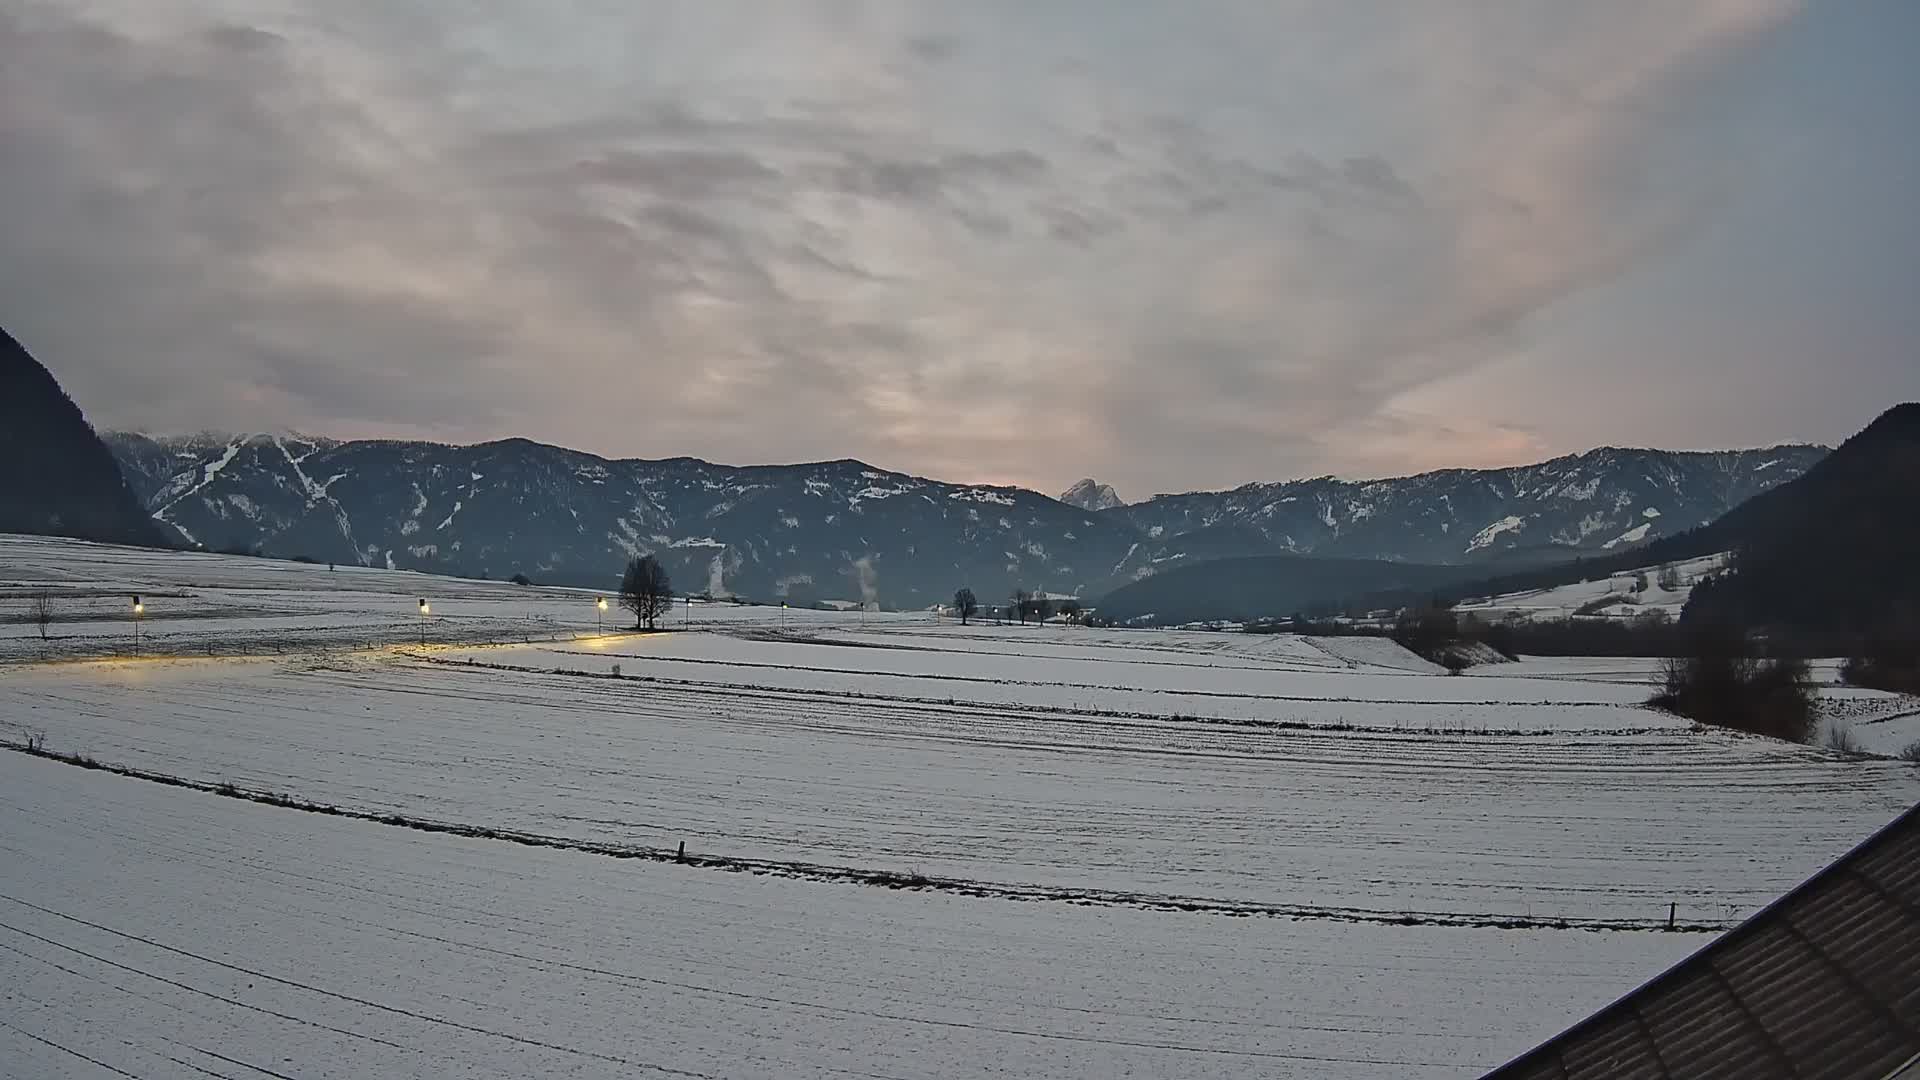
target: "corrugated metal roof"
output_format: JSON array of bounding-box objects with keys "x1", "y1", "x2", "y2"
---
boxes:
[{"x1": 1484, "y1": 801, "x2": 1920, "y2": 1080}]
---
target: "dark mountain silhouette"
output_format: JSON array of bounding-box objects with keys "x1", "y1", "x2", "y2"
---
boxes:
[
  {"x1": 0, "y1": 327, "x2": 168, "y2": 547},
  {"x1": 1336, "y1": 404, "x2": 1917, "y2": 635},
  {"x1": 1681, "y1": 403, "x2": 1919, "y2": 635}
]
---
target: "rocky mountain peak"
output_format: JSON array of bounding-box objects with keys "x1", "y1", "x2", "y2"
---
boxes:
[{"x1": 1060, "y1": 478, "x2": 1124, "y2": 512}]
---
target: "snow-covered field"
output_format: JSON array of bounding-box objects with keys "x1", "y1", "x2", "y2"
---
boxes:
[
  {"x1": 0, "y1": 750, "x2": 1703, "y2": 1079},
  {"x1": 0, "y1": 532, "x2": 852, "y2": 661},
  {"x1": 1453, "y1": 553, "x2": 1726, "y2": 622},
  {"x1": 4, "y1": 534, "x2": 1918, "y2": 1077}
]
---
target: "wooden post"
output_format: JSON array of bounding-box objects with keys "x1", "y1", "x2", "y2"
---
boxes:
[
  {"x1": 676, "y1": 840, "x2": 686, "y2": 863},
  {"x1": 1668, "y1": 902, "x2": 1676, "y2": 930}
]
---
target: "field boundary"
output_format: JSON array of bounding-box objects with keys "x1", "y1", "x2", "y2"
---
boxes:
[
  {"x1": 2, "y1": 738, "x2": 1729, "y2": 934},
  {"x1": 424, "y1": 645, "x2": 1666, "y2": 730}
]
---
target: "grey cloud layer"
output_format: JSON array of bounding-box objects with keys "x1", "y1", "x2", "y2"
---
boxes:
[{"x1": 0, "y1": 1, "x2": 1802, "y2": 492}]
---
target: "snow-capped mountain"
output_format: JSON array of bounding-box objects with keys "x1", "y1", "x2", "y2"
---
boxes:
[
  {"x1": 1111, "y1": 445, "x2": 1829, "y2": 567},
  {"x1": 104, "y1": 433, "x2": 1138, "y2": 607},
  {"x1": 102, "y1": 433, "x2": 1825, "y2": 606},
  {"x1": 1059, "y1": 478, "x2": 1125, "y2": 512}
]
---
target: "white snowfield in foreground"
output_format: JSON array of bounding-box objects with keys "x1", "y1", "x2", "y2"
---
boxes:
[
  {"x1": 0, "y1": 752, "x2": 1700, "y2": 1080},
  {"x1": 3, "y1": 534, "x2": 1919, "y2": 1078}
]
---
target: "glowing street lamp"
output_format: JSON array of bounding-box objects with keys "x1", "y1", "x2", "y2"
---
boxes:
[
  {"x1": 596, "y1": 595, "x2": 607, "y2": 634},
  {"x1": 417, "y1": 598, "x2": 429, "y2": 646},
  {"x1": 131, "y1": 594, "x2": 143, "y2": 653}
]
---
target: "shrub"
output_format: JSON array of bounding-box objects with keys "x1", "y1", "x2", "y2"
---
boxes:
[
  {"x1": 509, "y1": 573, "x2": 532, "y2": 586},
  {"x1": 1822, "y1": 722, "x2": 1863, "y2": 756},
  {"x1": 1391, "y1": 604, "x2": 1458, "y2": 661},
  {"x1": 1649, "y1": 625, "x2": 1816, "y2": 743},
  {"x1": 1840, "y1": 629, "x2": 1920, "y2": 694},
  {"x1": 1899, "y1": 741, "x2": 1920, "y2": 763}
]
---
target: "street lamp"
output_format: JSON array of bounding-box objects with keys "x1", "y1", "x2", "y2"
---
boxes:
[
  {"x1": 131, "y1": 595, "x2": 143, "y2": 653},
  {"x1": 683, "y1": 594, "x2": 692, "y2": 630},
  {"x1": 417, "y1": 598, "x2": 429, "y2": 646},
  {"x1": 596, "y1": 595, "x2": 607, "y2": 634}
]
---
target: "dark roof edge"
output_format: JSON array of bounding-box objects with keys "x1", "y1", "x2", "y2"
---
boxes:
[
  {"x1": 1877, "y1": 1049, "x2": 1920, "y2": 1080},
  {"x1": 1482, "y1": 798, "x2": 1920, "y2": 1078}
]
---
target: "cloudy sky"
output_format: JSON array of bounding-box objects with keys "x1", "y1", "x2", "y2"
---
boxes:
[{"x1": 3, "y1": 1, "x2": 1914, "y2": 496}]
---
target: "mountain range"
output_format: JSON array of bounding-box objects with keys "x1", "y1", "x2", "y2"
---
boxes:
[{"x1": 101, "y1": 429, "x2": 1825, "y2": 607}]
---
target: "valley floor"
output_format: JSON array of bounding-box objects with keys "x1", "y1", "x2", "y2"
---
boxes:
[{"x1": 3, "y1": 533, "x2": 1917, "y2": 1077}]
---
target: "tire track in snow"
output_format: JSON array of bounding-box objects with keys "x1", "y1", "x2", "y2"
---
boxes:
[{"x1": 0, "y1": 900, "x2": 725, "y2": 1079}]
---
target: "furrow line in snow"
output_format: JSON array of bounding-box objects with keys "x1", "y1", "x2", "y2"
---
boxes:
[
  {"x1": 420, "y1": 652, "x2": 1648, "y2": 720},
  {"x1": 1, "y1": 742, "x2": 1732, "y2": 934}
]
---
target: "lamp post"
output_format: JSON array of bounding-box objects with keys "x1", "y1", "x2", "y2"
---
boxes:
[
  {"x1": 683, "y1": 594, "x2": 691, "y2": 630},
  {"x1": 596, "y1": 595, "x2": 607, "y2": 635},
  {"x1": 131, "y1": 595, "x2": 143, "y2": 654},
  {"x1": 418, "y1": 598, "x2": 429, "y2": 646}
]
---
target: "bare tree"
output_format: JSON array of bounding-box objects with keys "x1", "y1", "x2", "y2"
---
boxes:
[
  {"x1": 30, "y1": 591, "x2": 53, "y2": 641},
  {"x1": 620, "y1": 555, "x2": 673, "y2": 630},
  {"x1": 1656, "y1": 564, "x2": 1683, "y2": 592},
  {"x1": 953, "y1": 587, "x2": 979, "y2": 625},
  {"x1": 1011, "y1": 590, "x2": 1055, "y2": 624}
]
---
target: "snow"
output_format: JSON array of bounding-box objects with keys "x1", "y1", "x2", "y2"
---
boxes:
[
  {"x1": 0, "y1": 750, "x2": 1709, "y2": 1079},
  {"x1": 949, "y1": 489, "x2": 1016, "y2": 506},
  {"x1": 152, "y1": 438, "x2": 244, "y2": 530},
  {"x1": 200, "y1": 439, "x2": 243, "y2": 489},
  {"x1": 1454, "y1": 553, "x2": 1726, "y2": 624},
  {"x1": 5, "y1": 533, "x2": 1919, "y2": 1077},
  {"x1": 1603, "y1": 522, "x2": 1652, "y2": 549},
  {"x1": 1465, "y1": 515, "x2": 1526, "y2": 553}
]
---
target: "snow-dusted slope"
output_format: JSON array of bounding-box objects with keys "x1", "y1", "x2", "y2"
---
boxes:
[
  {"x1": 106, "y1": 434, "x2": 1134, "y2": 605},
  {"x1": 1454, "y1": 553, "x2": 1729, "y2": 623},
  {"x1": 102, "y1": 433, "x2": 1824, "y2": 603},
  {"x1": 1114, "y1": 445, "x2": 1825, "y2": 565}
]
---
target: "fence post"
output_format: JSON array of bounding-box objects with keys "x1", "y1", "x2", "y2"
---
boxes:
[
  {"x1": 1668, "y1": 902, "x2": 1676, "y2": 930},
  {"x1": 677, "y1": 840, "x2": 686, "y2": 863}
]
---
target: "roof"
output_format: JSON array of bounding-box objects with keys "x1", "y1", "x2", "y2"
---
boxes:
[{"x1": 1484, "y1": 801, "x2": 1920, "y2": 1080}]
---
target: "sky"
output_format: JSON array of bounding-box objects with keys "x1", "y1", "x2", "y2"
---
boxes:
[{"x1": 2, "y1": 1, "x2": 1915, "y2": 498}]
